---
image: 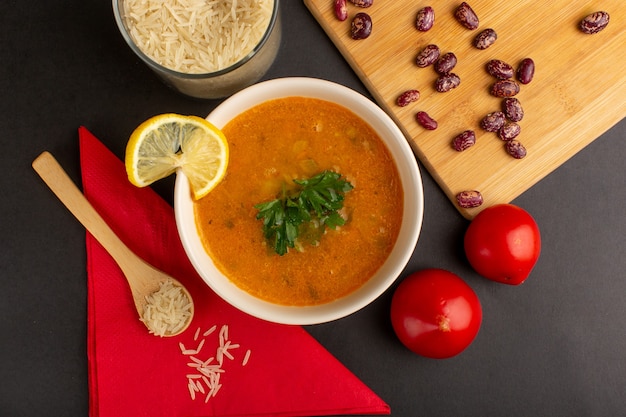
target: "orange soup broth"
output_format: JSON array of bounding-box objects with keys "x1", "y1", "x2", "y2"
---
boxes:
[{"x1": 194, "y1": 97, "x2": 403, "y2": 306}]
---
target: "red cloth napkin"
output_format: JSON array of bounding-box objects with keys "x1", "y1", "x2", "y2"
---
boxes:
[{"x1": 78, "y1": 126, "x2": 390, "y2": 417}]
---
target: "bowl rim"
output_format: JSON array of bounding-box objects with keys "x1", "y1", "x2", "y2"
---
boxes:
[{"x1": 174, "y1": 77, "x2": 424, "y2": 324}]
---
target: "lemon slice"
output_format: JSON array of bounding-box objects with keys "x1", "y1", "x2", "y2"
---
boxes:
[{"x1": 125, "y1": 113, "x2": 229, "y2": 200}]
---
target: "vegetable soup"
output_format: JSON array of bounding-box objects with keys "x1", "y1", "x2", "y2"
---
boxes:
[{"x1": 193, "y1": 97, "x2": 403, "y2": 306}]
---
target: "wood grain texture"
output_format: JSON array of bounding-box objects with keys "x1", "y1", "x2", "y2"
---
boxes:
[{"x1": 303, "y1": 0, "x2": 625, "y2": 218}]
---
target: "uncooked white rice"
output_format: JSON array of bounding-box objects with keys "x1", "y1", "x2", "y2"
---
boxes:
[
  {"x1": 204, "y1": 325, "x2": 217, "y2": 336},
  {"x1": 180, "y1": 324, "x2": 250, "y2": 401},
  {"x1": 242, "y1": 349, "x2": 251, "y2": 366},
  {"x1": 141, "y1": 279, "x2": 192, "y2": 337},
  {"x1": 122, "y1": 0, "x2": 275, "y2": 74}
]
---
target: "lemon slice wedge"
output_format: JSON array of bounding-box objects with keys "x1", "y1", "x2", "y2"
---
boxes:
[{"x1": 125, "y1": 113, "x2": 229, "y2": 200}]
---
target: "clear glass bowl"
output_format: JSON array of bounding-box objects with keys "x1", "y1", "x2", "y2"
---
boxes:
[{"x1": 112, "y1": 0, "x2": 281, "y2": 99}]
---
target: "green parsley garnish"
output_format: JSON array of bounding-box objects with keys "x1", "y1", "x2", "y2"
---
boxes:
[{"x1": 254, "y1": 170, "x2": 354, "y2": 255}]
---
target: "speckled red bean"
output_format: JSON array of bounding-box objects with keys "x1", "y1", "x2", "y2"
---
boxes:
[
  {"x1": 579, "y1": 11, "x2": 610, "y2": 34},
  {"x1": 491, "y1": 80, "x2": 520, "y2": 97},
  {"x1": 502, "y1": 98, "x2": 524, "y2": 122},
  {"x1": 416, "y1": 6, "x2": 435, "y2": 32},
  {"x1": 474, "y1": 28, "x2": 497, "y2": 49},
  {"x1": 416, "y1": 111, "x2": 438, "y2": 130},
  {"x1": 334, "y1": 0, "x2": 348, "y2": 21},
  {"x1": 435, "y1": 73, "x2": 461, "y2": 92},
  {"x1": 415, "y1": 44, "x2": 440, "y2": 68},
  {"x1": 452, "y1": 130, "x2": 476, "y2": 151},
  {"x1": 498, "y1": 121, "x2": 521, "y2": 141},
  {"x1": 486, "y1": 59, "x2": 514, "y2": 80},
  {"x1": 396, "y1": 89, "x2": 420, "y2": 107},
  {"x1": 456, "y1": 190, "x2": 483, "y2": 208},
  {"x1": 351, "y1": 13, "x2": 372, "y2": 39},
  {"x1": 349, "y1": 0, "x2": 373, "y2": 7},
  {"x1": 505, "y1": 140, "x2": 527, "y2": 159},
  {"x1": 455, "y1": 2, "x2": 479, "y2": 30},
  {"x1": 434, "y1": 52, "x2": 457, "y2": 75},
  {"x1": 516, "y1": 58, "x2": 535, "y2": 84},
  {"x1": 481, "y1": 111, "x2": 506, "y2": 132}
]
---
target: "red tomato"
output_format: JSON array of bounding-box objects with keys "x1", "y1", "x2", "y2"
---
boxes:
[
  {"x1": 464, "y1": 204, "x2": 541, "y2": 285},
  {"x1": 390, "y1": 269, "x2": 482, "y2": 359}
]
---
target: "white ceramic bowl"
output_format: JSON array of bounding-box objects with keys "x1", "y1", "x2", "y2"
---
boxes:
[{"x1": 174, "y1": 77, "x2": 424, "y2": 325}]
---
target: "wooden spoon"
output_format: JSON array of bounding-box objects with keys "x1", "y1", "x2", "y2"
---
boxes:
[{"x1": 32, "y1": 151, "x2": 193, "y2": 337}]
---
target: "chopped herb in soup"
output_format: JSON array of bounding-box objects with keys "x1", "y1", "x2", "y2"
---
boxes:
[
  {"x1": 193, "y1": 97, "x2": 403, "y2": 306},
  {"x1": 254, "y1": 170, "x2": 354, "y2": 256}
]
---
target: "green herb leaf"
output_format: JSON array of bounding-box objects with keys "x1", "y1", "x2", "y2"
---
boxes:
[{"x1": 254, "y1": 170, "x2": 353, "y2": 255}]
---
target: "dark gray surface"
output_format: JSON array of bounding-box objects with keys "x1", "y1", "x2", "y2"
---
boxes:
[{"x1": 1, "y1": 1, "x2": 625, "y2": 416}]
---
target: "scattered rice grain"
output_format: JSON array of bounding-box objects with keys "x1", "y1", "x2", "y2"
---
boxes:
[
  {"x1": 190, "y1": 356, "x2": 204, "y2": 365},
  {"x1": 219, "y1": 324, "x2": 228, "y2": 346},
  {"x1": 195, "y1": 379, "x2": 206, "y2": 394},
  {"x1": 242, "y1": 349, "x2": 251, "y2": 366},
  {"x1": 181, "y1": 324, "x2": 251, "y2": 401},
  {"x1": 203, "y1": 325, "x2": 217, "y2": 337},
  {"x1": 195, "y1": 339, "x2": 205, "y2": 354},
  {"x1": 188, "y1": 381, "x2": 197, "y2": 400}
]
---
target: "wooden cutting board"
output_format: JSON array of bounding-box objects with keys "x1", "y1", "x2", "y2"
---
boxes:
[{"x1": 303, "y1": 0, "x2": 626, "y2": 219}]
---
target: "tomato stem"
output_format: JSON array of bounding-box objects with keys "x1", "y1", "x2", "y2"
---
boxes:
[{"x1": 437, "y1": 315, "x2": 451, "y2": 332}]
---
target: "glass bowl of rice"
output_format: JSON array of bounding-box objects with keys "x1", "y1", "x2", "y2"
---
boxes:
[{"x1": 112, "y1": 0, "x2": 281, "y2": 99}]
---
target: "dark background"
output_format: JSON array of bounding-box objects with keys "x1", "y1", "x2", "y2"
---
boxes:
[{"x1": 1, "y1": 1, "x2": 625, "y2": 416}]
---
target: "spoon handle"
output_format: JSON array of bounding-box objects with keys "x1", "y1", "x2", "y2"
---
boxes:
[
  {"x1": 33, "y1": 151, "x2": 194, "y2": 337},
  {"x1": 32, "y1": 151, "x2": 136, "y2": 266}
]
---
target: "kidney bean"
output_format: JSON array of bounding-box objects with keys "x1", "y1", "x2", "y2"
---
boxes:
[
  {"x1": 480, "y1": 111, "x2": 506, "y2": 132},
  {"x1": 415, "y1": 6, "x2": 435, "y2": 32},
  {"x1": 435, "y1": 73, "x2": 461, "y2": 92},
  {"x1": 486, "y1": 59, "x2": 514, "y2": 80},
  {"x1": 434, "y1": 52, "x2": 457, "y2": 74},
  {"x1": 416, "y1": 111, "x2": 438, "y2": 130},
  {"x1": 516, "y1": 58, "x2": 535, "y2": 84},
  {"x1": 498, "y1": 121, "x2": 521, "y2": 141},
  {"x1": 455, "y1": 2, "x2": 479, "y2": 30},
  {"x1": 334, "y1": 0, "x2": 348, "y2": 21},
  {"x1": 502, "y1": 98, "x2": 524, "y2": 122},
  {"x1": 505, "y1": 140, "x2": 527, "y2": 159},
  {"x1": 579, "y1": 11, "x2": 610, "y2": 34},
  {"x1": 351, "y1": 13, "x2": 372, "y2": 39},
  {"x1": 396, "y1": 89, "x2": 420, "y2": 107},
  {"x1": 456, "y1": 190, "x2": 483, "y2": 208},
  {"x1": 415, "y1": 44, "x2": 440, "y2": 68},
  {"x1": 452, "y1": 130, "x2": 476, "y2": 151},
  {"x1": 491, "y1": 80, "x2": 520, "y2": 97},
  {"x1": 474, "y1": 28, "x2": 497, "y2": 49},
  {"x1": 349, "y1": 0, "x2": 373, "y2": 7}
]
